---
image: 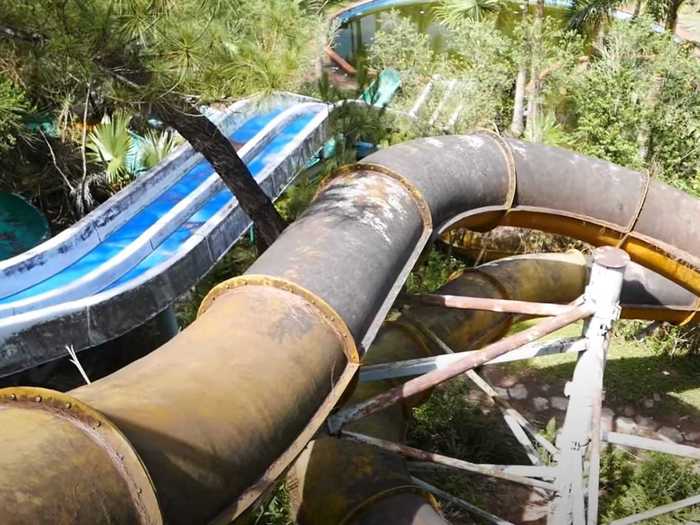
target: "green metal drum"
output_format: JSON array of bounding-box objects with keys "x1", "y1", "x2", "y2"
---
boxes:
[{"x1": 0, "y1": 192, "x2": 49, "y2": 261}]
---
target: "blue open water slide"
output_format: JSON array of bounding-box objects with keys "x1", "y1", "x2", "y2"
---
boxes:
[{"x1": 0, "y1": 93, "x2": 332, "y2": 376}]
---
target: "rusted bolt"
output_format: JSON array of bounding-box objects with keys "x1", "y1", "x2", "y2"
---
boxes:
[{"x1": 34, "y1": 396, "x2": 42, "y2": 403}]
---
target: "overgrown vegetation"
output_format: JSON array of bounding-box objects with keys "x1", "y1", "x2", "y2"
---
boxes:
[
  {"x1": 407, "y1": 379, "x2": 529, "y2": 521},
  {"x1": 365, "y1": 7, "x2": 700, "y2": 195},
  {"x1": 0, "y1": 74, "x2": 30, "y2": 154},
  {"x1": 1, "y1": 0, "x2": 699, "y2": 522},
  {"x1": 601, "y1": 450, "x2": 700, "y2": 523},
  {"x1": 620, "y1": 320, "x2": 700, "y2": 357},
  {"x1": 406, "y1": 249, "x2": 466, "y2": 294},
  {"x1": 250, "y1": 482, "x2": 294, "y2": 525}
]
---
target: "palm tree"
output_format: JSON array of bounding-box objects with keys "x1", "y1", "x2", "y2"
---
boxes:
[
  {"x1": 434, "y1": 0, "x2": 504, "y2": 25},
  {"x1": 568, "y1": 0, "x2": 687, "y2": 36},
  {"x1": 568, "y1": 0, "x2": 622, "y2": 46},
  {"x1": 140, "y1": 131, "x2": 181, "y2": 171}
]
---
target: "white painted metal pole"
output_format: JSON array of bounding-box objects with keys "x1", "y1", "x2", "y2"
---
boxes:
[
  {"x1": 603, "y1": 431, "x2": 700, "y2": 460},
  {"x1": 408, "y1": 79, "x2": 434, "y2": 118},
  {"x1": 411, "y1": 476, "x2": 516, "y2": 525},
  {"x1": 608, "y1": 494, "x2": 700, "y2": 525},
  {"x1": 548, "y1": 247, "x2": 629, "y2": 525}
]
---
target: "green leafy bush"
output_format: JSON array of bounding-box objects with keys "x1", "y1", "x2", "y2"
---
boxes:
[
  {"x1": 602, "y1": 451, "x2": 700, "y2": 524},
  {"x1": 251, "y1": 482, "x2": 293, "y2": 525},
  {"x1": 405, "y1": 249, "x2": 465, "y2": 294},
  {"x1": 569, "y1": 18, "x2": 700, "y2": 194},
  {"x1": 0, "y1": 75, "x2": 30, "y2": 154},
  {"x1": 139, "y1": 130, "x2": 181, "y2": 170},
  {"x1": 618, "y1": 320, "x2": 700, "y2": 357},
  {"x1": 434, "y1": 0, "x2": 504, "y2": 25},
  {"x1": 407, "y1": 378, "x2": 528, "y2": 520}
]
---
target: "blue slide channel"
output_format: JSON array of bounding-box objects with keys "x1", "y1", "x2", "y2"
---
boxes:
[{"x1": 0, "y1": 106, "x2": 320, "y2": 309}]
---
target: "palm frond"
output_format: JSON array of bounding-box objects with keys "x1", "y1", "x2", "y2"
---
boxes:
[
  {"x1": 86, "y1": 110, "x2": 135, "y2": 184},
  {"x1": 139, "y1": 130, "x2": 181, "y2": 170},
  {"x1": 434, "y1": 0, "x2": 504, "y2": 25},
  {"x1": 568, "y1": 0, "x2": 621, "y2": 31},
  {"x1": 524, "y1": 110, "x2": 574, "y2": 147}
]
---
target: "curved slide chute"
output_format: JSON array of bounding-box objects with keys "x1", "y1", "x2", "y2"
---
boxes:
[
  {"x1": 0, "y1": 134, "x2": 698, "y2": 525},
  {"x1": 0, "y1": 94, "x2": 331, "y2": 376}
]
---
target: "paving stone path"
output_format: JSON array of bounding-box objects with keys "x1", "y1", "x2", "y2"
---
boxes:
[{"x1": 480, "y1": 369, "x2": 700, "y2": 446}]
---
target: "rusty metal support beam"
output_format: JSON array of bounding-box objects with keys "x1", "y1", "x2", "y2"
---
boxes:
[
  {"x1": 329, "y1": 305, "x2": 592, "y2": 433},
  {"x1": 406, "y1": 314, "x2": 551, "y2": 464},
  {"x1": 324, "y1": 46, "x2": 357, "y2": 75},
  {"x1": 341, "y1": 431, "x2": 556, "y2": 490},
  {"x1": 359, "y1": 337, "x2": 586, "y2": 382},
  {"x1": 408, "y1": 293, "x2": 574, "y2": 316}
]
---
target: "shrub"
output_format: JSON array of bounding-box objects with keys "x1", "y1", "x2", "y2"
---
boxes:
[
  {"x1": 0, "y1": 74, "x2": 30, "y2": 154},
  {"x1": 405, "y1": 249, "x2": 465, "y2": 294},
  {"x1": 602, "y1": 451, "x2": 700, "y2": 524}
]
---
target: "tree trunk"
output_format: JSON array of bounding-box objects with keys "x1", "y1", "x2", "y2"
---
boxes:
[
  {"x1": 510, "y1": 67, "x2": 528, "y2": 137},
  {"x1": 637, "y1": 75, "x2": 664, "y2": 163},
  {"x1": 666, "y1": 0, "x2": 683, "y2": 33},
  {"x1": 524, "y1": 0, "x2": 545, "y2": 142},
  {"x1": 632, "y1": 0, "x2": 642, "y2": 18},
  {"x1": 593, "y1": 18, "x2": 607, "y2": 50},
  {"x1": 510, "y1": 1, "x2": 530, "y2": 138},
  {"x1": 155, "y1": 100, "x2": 287, "y2": 248}
]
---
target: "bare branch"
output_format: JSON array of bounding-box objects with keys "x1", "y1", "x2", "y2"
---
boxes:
[
  {"x1": 0, "y1": 24, "x2": 45, "y2": 43},
  {"x1": 39, "y1": 130, "x2": 74, "y2": 192}
]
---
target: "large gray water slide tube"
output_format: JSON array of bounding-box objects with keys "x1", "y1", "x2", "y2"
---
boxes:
[{"x1": 0, "y1": 133, "x2": 698, "y2": 525}]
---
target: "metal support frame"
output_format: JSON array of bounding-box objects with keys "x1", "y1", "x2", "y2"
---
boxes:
[
  {"x1": 603, "y1": 431, "x2": 700, "y2": 460},
  {"x1": 608, "y1": 494, "x2": 700, "y2": 525},
  {"x1": 358, "y1": 337, "x2": 586, "y2": 382},
  {"x1": 429, "y1": 80, "x2": 457, "y2": 127},
  {"x1": 328, "y1": 303, "x2": 592, "y2": 432},
  {"x1": 329, "y1": 247, "x2": 700, "y2": 525},
  {"x1": 548, "y1": 247, "x2": 628, "y2": 525},
  {"x1": 408, "y1": 79, "x2": 434, "y2": 118},
  {"x1": 341, "y1": 431, "x2": 555, "y2": 490},
  {"x1": 404, "y1": 313, "x2": 556, "y2": 464}
]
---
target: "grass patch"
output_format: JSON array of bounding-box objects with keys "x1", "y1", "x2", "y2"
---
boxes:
[
  {"x1": 501, "y1": 319, "x2": 700, "y2": 411},
  {"x1": 248, "y1": 482, "x2": 293, "y2": 525},
  {"x1": 407, "y1": 377, "x2": 531, "y2": 522}
]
